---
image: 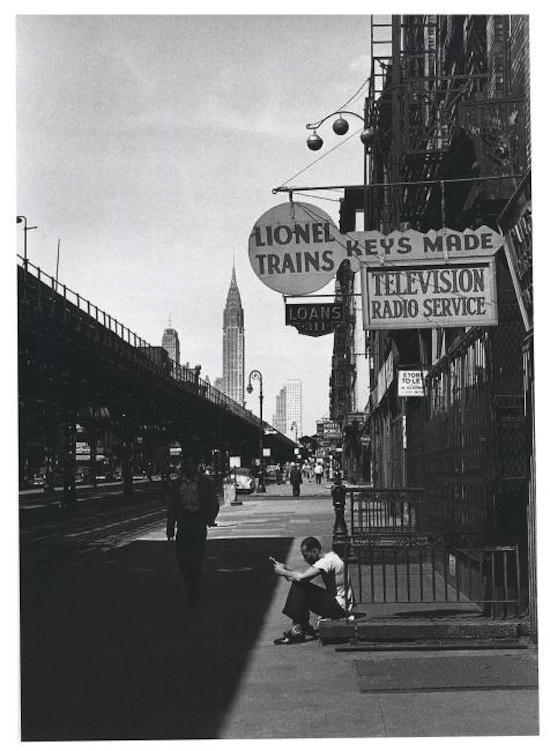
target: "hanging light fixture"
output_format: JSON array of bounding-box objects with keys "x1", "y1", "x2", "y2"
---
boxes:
[
  {"x1": 306, "y1": 131, "x2": 324, "y2": 151},
  {"x1": 332, "y1": 115, "x2": 350, "y2": 136}
]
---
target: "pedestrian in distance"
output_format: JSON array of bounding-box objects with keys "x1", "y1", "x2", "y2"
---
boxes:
[
  {"x1": 166, "y1": 448, "x2": 219, "y2": 607},
  {"x1": 314, "y1": 462, "x2": 323, "y2": 485},
  {"x1": 270, "y1": 536, "x2": 355, "y2": 644},
  {"x1": 289, "y1": 463, "x2": 302, "y2": 497}
]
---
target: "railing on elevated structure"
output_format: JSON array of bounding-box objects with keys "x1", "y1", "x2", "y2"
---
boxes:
[{"x1": 18, "y1": 255, "x2": 290, "y2": 443}]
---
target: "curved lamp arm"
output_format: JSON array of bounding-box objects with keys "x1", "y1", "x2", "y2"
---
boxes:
[
  {"x1": 247, "y1": 369, "x2": 263, "y2": 393},
  {"x1": 306, "y1": 110, "x2": 365, "y2": 131}
]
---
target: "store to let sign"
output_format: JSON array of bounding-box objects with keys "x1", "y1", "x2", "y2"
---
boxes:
[{"x1": 398, "y1": 369, "x2": 429, "y2": 397}]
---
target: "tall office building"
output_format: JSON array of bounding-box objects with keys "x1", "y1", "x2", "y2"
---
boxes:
[
  {"x1": 285, "y1": 379, "x2": 303, "y2": 440},
  {"x1": 273, "y1": 387, "x2": 287, "y2": 434},
  {"x1": 161, "y1": 319, "x2": 180, "y2": 366},
  {"x1": 222, "y1": 266, "x2": 245, "y2": 405}
]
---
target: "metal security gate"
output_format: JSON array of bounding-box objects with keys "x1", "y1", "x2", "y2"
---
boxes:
[
  {"x1": 419, "y1": 328, "x2": 495, "y2": 537},
  {"x1": 342, "y1": 488, "x2": 522, "y2": 618},
  {"x1": 345, "y1": 538, "x2": 521, "y2": 618}
]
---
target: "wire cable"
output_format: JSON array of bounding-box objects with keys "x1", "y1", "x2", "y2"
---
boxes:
[{"x1": 278, "y1": 125, "x2": 364, "y2": 188}]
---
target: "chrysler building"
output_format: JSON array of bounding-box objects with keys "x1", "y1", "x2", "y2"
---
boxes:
[{"x1": 222, "y1": 265, "x2": 245, "y2": 405}]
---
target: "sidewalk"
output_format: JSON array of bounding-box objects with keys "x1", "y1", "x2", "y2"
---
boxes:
[
  {"x1": 19, "y1": 481, "x2": 539, "y2": 740},
  {"x1": 212, "y1": 485, "x2": 539, "y2": 738}
]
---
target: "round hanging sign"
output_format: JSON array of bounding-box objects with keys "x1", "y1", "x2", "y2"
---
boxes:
[{"x1": 248, "y1": 201, "x2": 346, "y2": 295}]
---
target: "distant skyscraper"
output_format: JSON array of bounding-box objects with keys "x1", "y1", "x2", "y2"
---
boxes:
[
  {"x1": 273, "y1": 387, "x2": 287, "y2": 434},
  {"x1": 214, "y1": 377, "x2": 224, "y2": 393},
  {"x1": 273, "y1": 380, "x2": 303, "y2": 438},
  {"x1": 222, "y1": 265, "x2": 245, "y2": 405},
  {"x1": 162, "y1": 319, "x2": 180, "y2": 366},
  {"x1": 285, "y1": 379, "x2": 303, "y2": 439}
]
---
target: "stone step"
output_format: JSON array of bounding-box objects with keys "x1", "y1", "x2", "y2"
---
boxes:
[
  {"x1": 334, "y1": 638, "x2": 528, "y2": 652},
  {"x1": 319, "y1": 618, "x2": 521, "y2": 645}
]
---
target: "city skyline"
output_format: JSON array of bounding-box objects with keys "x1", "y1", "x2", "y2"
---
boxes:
[{"x1": 15, "y1": 14, "x2": 369, "y2": 435}]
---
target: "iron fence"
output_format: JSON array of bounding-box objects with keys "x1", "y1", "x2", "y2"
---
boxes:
[
  {"x1": 345, "y1": 537, "x2": 521, "y2": 618},
  {"x1": 348, "y1": 487, "x2": 425, "y2": 535}
]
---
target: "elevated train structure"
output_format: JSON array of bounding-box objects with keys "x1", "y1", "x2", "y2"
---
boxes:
[{"x1": 18, "y1": 257, "x2": 295, "y2": 503}]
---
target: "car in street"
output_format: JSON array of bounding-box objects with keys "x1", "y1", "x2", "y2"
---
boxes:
[
  {"x1": 233, "y1": 467, "x2": 256, "y2": 494},
  {"x1": 264, "y1": 464, "x2": 279, "y2": 483}
]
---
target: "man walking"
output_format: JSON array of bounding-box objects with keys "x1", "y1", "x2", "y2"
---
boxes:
[
  {"x1": 289, "y1": 463, "x2": 302, "y2": 497},
  {"x1": 271, "y1": 536, "x2": 354, "y2": 644},
  {"x1": 167, "y1": 448, "x2": 219, "y2": 607}
]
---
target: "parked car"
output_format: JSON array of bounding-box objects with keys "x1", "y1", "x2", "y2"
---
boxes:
[
  {"x1": 264, "y1": 465, "x2": 279, "y2": 483},
  {"x1": 234, "y1": 467, "x2": 256, "y2": 494}
]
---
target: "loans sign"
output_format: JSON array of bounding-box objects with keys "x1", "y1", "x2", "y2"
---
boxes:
[
  {"x1": 285, "y1": 302, "x2": 344, "y2": 337},
  {"x1": 361, "y1": 260, "x2": 498, "y2": 329}
]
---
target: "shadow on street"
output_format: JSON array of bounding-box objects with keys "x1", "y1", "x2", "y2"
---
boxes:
[{"x1": 20, "y1": 536, "x2": 293, "y2": 740}]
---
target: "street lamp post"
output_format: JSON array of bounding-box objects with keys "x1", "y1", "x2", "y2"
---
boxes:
[
  {"x1": 16, "y1": 215, "x2": 37, "y2": 270},
  {"x1": 246, "y1": 369, "x2": 266, "y2": 493}
]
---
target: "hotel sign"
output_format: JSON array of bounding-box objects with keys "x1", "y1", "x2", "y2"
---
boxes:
[{"x1": 361, "y1": 260, "x2": 498, "y2": 330}]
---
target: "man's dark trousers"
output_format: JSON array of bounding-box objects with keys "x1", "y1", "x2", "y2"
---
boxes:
[
  {"x1": 175, "y1": 512, "x2": 208, "y2": 605},
  {"x1": 282, "y1": 581, "x2": 346, "y2": 624}
]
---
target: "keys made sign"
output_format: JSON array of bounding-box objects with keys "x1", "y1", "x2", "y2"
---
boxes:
[{"x1": 285, "y1": 302, "x2": 345, "y2": 337}]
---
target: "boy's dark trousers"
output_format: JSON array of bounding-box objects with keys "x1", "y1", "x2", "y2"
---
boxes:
[
  {"x1": 282, "y1": 581, "x2": 346, "y2": 625},
  {"x1": 175, "y1": 513, "x2": 208, "y2": 605}
]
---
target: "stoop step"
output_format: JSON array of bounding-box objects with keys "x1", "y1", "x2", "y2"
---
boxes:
[
  {"x1": 319, "y1": 618, "x2": 521, "y2": 646},
  {"x1": 334, "y1": 638, "x2": 528, "y2": 652}
]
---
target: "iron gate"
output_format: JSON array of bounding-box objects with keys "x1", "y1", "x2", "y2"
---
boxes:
[{"x1": 345, "y1": 537, "x2": 521, "y2": 618}]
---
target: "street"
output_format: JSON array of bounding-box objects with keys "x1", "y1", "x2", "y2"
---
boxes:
[{"x1": 19, "y1": 481, "x2": 538, "y2": 740}]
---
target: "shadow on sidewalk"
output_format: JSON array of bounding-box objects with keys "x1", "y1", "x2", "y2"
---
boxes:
[{"x1": 20, "y1": 536, "x2": 293, "y2": 741}]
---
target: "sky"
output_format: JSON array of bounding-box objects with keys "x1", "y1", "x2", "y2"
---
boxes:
[{"x1": 16, "y1": 12, "x2": 374, "y2": 435}]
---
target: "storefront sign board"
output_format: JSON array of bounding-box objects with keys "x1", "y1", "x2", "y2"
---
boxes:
[{"x1": 361, "y1": 259, "x2": 498, "y2": 330}]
